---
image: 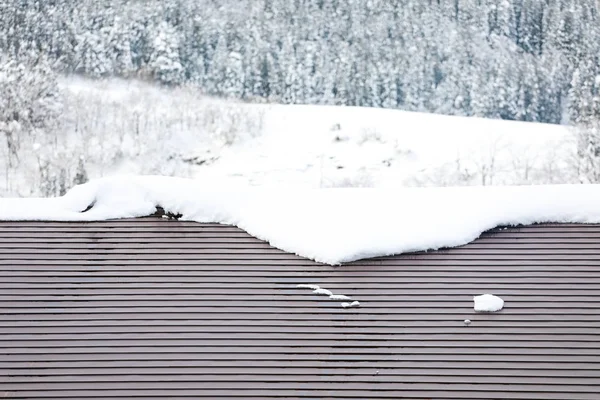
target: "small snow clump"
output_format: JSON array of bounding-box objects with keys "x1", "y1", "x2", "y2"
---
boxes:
[{"x1": 473, "y1": 294, "x2": 504, "y2": 312}]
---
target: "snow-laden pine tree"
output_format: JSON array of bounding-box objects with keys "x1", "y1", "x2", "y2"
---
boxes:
[{"x1": 148, "y1": 21, "x2": 184, "y2": 85}]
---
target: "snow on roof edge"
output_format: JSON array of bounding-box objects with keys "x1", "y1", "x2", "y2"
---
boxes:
[{"x1": 1, "y1": 175, "x2": 600, "y2": 265}]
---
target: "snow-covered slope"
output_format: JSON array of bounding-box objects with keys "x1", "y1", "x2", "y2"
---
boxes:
[
  {"x1": 1, "y1": 78, "x2": 577, "y2": 197},
  {"x1": 27, "y1": 79, "x2": 586, "y2": 193},
  {"x1": 86, "y1": 78, "x2": 574, "y2": 189},
  {"x1": 2, "y1": 175, "x2": 600, "y2": 264},
  {"x1": 211, "y1": 103, "x2": 572, "y2": 188}
]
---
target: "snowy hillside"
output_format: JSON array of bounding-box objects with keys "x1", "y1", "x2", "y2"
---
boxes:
[
  {"x1": 0, "y1": 78, "x2": 581, "y2": 197},
  {"x1": 206, "y1": 102, "x2": 573, "y2": 188}
]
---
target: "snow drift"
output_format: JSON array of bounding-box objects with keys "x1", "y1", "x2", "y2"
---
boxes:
[{"x1": 1, "y1": 175, "x2": 600, "y2": 264}]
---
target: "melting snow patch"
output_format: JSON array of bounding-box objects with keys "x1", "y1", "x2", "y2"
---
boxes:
[
  {"x1": 329, "y1": 294, "x2": 352, "y2": 301},
  {"x1": 312, "y1": 287, "x2": 333, "y2": 296},
  {"x1": 296, "y1": 284, "x2": 357, "y2": 307},
  {"x1": 296, "y1": 284, "x2": 320, "y2": 290},
  {"x1": 473, "y1": 294, "x2": 504, "y2": 312}
]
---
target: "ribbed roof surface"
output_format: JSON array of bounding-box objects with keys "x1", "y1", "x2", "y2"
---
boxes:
[{"x1": 1, "y1": 218, "x2": 600, "y2": 399}]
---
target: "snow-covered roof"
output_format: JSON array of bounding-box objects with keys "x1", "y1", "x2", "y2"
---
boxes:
[{"x1": 1, "y1": 175, "x2": 599, "y2": 264}]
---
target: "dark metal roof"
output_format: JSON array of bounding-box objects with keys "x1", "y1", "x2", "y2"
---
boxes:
[{"x1": 1, "y1": 218, "x2": 600, "y2": 399}]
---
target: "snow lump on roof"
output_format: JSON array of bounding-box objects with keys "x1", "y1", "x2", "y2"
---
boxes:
[
  {"x1": 2, "y1": 175, "x2": 600, "y2": 265},
  {"x1": 474, "y1": 294, "x2": 505, "y2": 312}
]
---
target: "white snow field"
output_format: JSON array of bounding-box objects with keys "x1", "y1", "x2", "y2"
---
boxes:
[
  {"x1": 0, "y1": 77, "x2": 579, "y2": 197},
  {"x1": 68, "y1": 78, "x2": 575, "y2": 189},
  {"x1": 206, "y1": 102, "x2": 573, "y2": 189},
  {"x1": 2, "y1": 175, "x2": 600, "y2": 264}
]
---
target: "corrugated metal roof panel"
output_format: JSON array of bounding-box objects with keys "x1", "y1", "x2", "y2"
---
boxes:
[{"x1": 1, "y1": 218, "x2": 600, "y2": 399}]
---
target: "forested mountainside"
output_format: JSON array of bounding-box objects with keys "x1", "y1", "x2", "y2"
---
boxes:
[{"x1": 1, "y1": 0, "x2": 599, "y2": 125}]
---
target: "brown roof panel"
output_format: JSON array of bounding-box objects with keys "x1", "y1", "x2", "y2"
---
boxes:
[{"x1": 1, "y1": 218, "x2": 600, "y2": 399}]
